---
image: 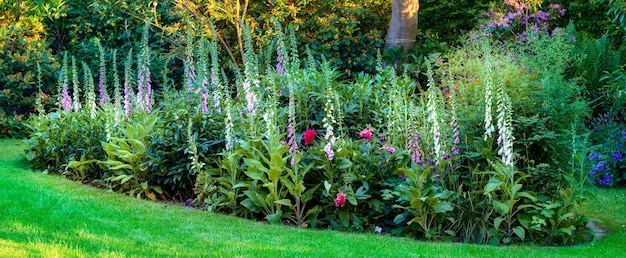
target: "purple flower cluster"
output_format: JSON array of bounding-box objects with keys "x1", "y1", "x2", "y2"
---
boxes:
[
  {"x1": 61, "y1": 83, "x2": 72, "y2": 111},
  {"x1": 589, "y1": 160, "x2": 608, "y2": 176},
  {"x1": 407, "y1": 133, "x2": 423, "y2": 165},
  {"x1": 597, "y1": 173, "x2": 613, "y2": 186},
  {"x1": 587, "y1": 128, "x2": 626, "y2": 186},
  {"x1": 477, "y1": 1, "x2": 566, "y2": 42}
]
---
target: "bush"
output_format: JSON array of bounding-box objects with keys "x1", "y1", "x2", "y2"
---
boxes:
[{"x1": 0, "y1": 1, "x2": 59, "y2": 137}]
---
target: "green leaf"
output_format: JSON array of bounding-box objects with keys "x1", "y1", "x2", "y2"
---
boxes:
[
  {"x1": 513, "y1": 226, "x2": 525, "y2": 241},
  {"x1": 244, "y1": 170, "x2": 264, "y2": 181},
  {"x1": 493, "y1": 200, "x2": 510, "y2": 215},
  {"x1": 494, "y1": 217, "x2": 504, "y2": 229},
  {"x1": 324, "y1": 180, "x2": 332, "y2": 194},
  {"x1": 243, "y1": 158, "x2": 268, "y2": 173},
  {"x1": 557, "y1": 225, "x2": 575, "y2": 236},
  {"x1": 433, "y1": 202, "x2": 453, "y2": 213},
  {"x1": 268, "y1": 168, "x2": 282, "y2": 183},
  {"x1": 274, "y1": 199, "x2": 293, "y2": 208},
  {"x1": 484, "y1": 178, "x2": 502, "y2": 195},
  {"x1": 557, "y1": 212, "x2": 575, "y2": 222},
  {"x1": 120, "y1": 175, "x2": 134, "y2": 184},
  {"x1": 266, "y1": 211, "x2": 283, "y2": 225},
  {"x1": 511, "y1": 183, "x2": 522, "y2": 197},
  {"x1": 337, "y1": 158, "x2": 353, "y2": 169}
]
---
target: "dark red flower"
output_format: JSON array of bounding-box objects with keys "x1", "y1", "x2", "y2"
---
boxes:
[{"x1": 303, "y1": 129, "x2": 317, "y2": 145}]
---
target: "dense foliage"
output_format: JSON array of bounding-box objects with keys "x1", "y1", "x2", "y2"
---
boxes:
[{"x1": 12, "y1": 0, "x2": 626, "y2": 247}]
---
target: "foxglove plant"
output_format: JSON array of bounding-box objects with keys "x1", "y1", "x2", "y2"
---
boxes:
[
  {"x1": 137, "y1": 22, "x2": 152, "y2": 113},
  {"x1": 483, "y1": 53, "x2": 496, "y2": 141},
  {"x1": 123, "y1": 49, "x2": 134, "y2": 116},
  {"x1": 448, "y1": 81, "x2": 461, "y2": 155},
  {"x1": 184, "y1": 28, "x2": 196, "y2": 93},
  {"x1": 224, "y1": 98, "x2": 235, "y2": 151},
  {"x1": 242, "y1": 22, "x2": 260, "y2": 118},
  {"x1": 426, "y1": 65, "x2": 442, "y2": 164},
  {"x1": 112, "y1": 49, "x2": 122, "y2": 123},
  {"x1": 71, "y1": 56, "x2": 81, "y2": 112},
  {"x1": 97, "y1": 40, "x2": 109, "y2": 105},
  {"x1": 287, "y1": 83, "x2": 298, "y2": 166},
  {"x1": 58, "y1": 52, "x2": 71, "y2": 111},
  {"x1": 407, "y1": 123, "x2": 423, "y2": 165},
  {"x1": 208, "y1": 27, "x2": 222, "y2": 114},
  {"x1": 496, "y1": 80, "x2": 514, "y2": 166},
  {"x1": 322, "y1": 65, "x2": 337, "y2": 161},
  {"x1": 82, "y1": 61, "x2": 97, "y2": 118},
  {"x1": 197, "y1": 36, "x2": 210, "y2": 113}
]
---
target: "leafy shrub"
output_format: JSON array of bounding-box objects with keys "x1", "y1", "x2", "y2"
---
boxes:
[
  {"x1": 0, "y1": 1, "x2": 59, "y2": 137},
  {"x1": 24, "y1": 110, "x2": 108, "y2": 178}
]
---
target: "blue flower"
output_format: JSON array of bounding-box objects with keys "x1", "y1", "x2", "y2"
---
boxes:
[
  {"x1": 613, "y1": 152, "x2": 623, "y2": 162},
  {"x1": 590, "y1": 160, "x2": 607, "y2": 176},
  {"x1": 589, "y1": 152, "x2": 601, "y2": 161},
  {"x1": 597, "y1": 173, "x2": 613, "y2": 186}
]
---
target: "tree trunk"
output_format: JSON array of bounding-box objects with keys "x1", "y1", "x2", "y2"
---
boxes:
[{"x1": 385, "y1": 0, "x2": 419, "y2": 65}]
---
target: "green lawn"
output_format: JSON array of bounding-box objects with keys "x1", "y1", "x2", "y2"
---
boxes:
[{"x1": 1, "y1": 139, "x2": 624, "y2": 257}]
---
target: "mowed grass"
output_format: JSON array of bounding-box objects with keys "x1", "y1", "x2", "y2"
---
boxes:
[{"x1": 0, "y1": 139, "x2": 624, "y2": 257}]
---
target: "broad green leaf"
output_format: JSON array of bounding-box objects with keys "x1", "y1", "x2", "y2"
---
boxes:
[
  {"x1": 557, "y1": 212, "x2": 575, "y2": 222},
  {"x1": 324, "y1": 180, "x2": 332, "y2": 194},
  {"x1": 493, "y1": 200, "x2": 510, "y2": 215},
  {"x1": 517, "y1": 191, "x2": 538, "y2": 202},
  {"x1": 240, "y1": 198, "x2": 260, "y2": 213},
  {"x1": 110, "y1": 164, "x2": 134, "y2": 171},
  {"x1": 410, "y1": 198, "x2": 424, "y2": 210},
  {"x1": 337, "y1": 158, "x2": 353, "y2": 169},
  {"x1": 494, "y1": 217, "x2": 504, "y2": 229},
  {"x1": 513, "y1": 226, "x2": 525, "y2": 241},
  {"x1": 243, "y1": 158, "x2": 268, "y2": 173},
  {"x1": 244, "y1": 170, "x2": 263, "y2": 181},
  {"x1": 557, "y1": 225, "x2": 575, "y2": 236},
  {"x1": 270, "y1": 153, "x2": 284, "y2": 171},
  {"x1": 266, "y1": 211, "x2": 283, "y2": 225},
  {"x1": 268, "y1": 168, "x2": 282, "y2": 183},
  {"x1": 274, "y1": 199, "x2": 293, "y2": 208},
  {"x1": 433, "y1": 202, "x2": 453, "y2": 213},
  {"x1": 484, "y1": 178, "x2": 502, "y2": 195},
  {"x1": 347, "y1": 195, "x2": 357, "y2": 206},
  {"x1": 511, "y1": 183, "x2": 523, "y2": 197},
  {"x1": 394, "y1": 213, "x2": 407, "y2": 224},
  {"x1": 120, "y1": 175, "x2": 134, "y2": 184}
]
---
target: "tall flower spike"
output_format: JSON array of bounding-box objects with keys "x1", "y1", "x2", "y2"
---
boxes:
[
  {"x1": 112, "y1": 49, "x2": 122, "y2": 123},
  {"x1": 82, "y1": 61, "x2": 97, "y2": 118},
  {"x1": 57, "y1": 52, "x2": 70, "y2": 111},
  {"x1": 449, "y1": 79, "x2": 461, "y2": 155},
  {"x1": 71, "y1": 56, "x2": 81, "y2": 112},
  {"x1": 426, "y1": 64, "x2": 442, "y2": 164},
  {"x1": 123, "y1": 49, "x2": 134, "y2": 116},
  {"x1": 137, "y1": 21, "x2": 152, "y2": 113},
  {"x1": 483, "y1": 54, "x2": 496, "y2": 141},
  {"x1": 287, "y1": 83, "x2": 298, "y2": 166},
  {"x1": 496, "y1": 80, "x2": 514, "y2": 166},
  {"x1": 322, "y1": 72, "x2": 337, "y2": 161},
  {"x1": 184, "y1": 28, "x2": 196, "y2": 93},
  {"x1": 97, "y1": 40, "x2": 109, "y2": 106},
  {"x1": 208, "y1": 29, "x2": 222, "y2": 114}
]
